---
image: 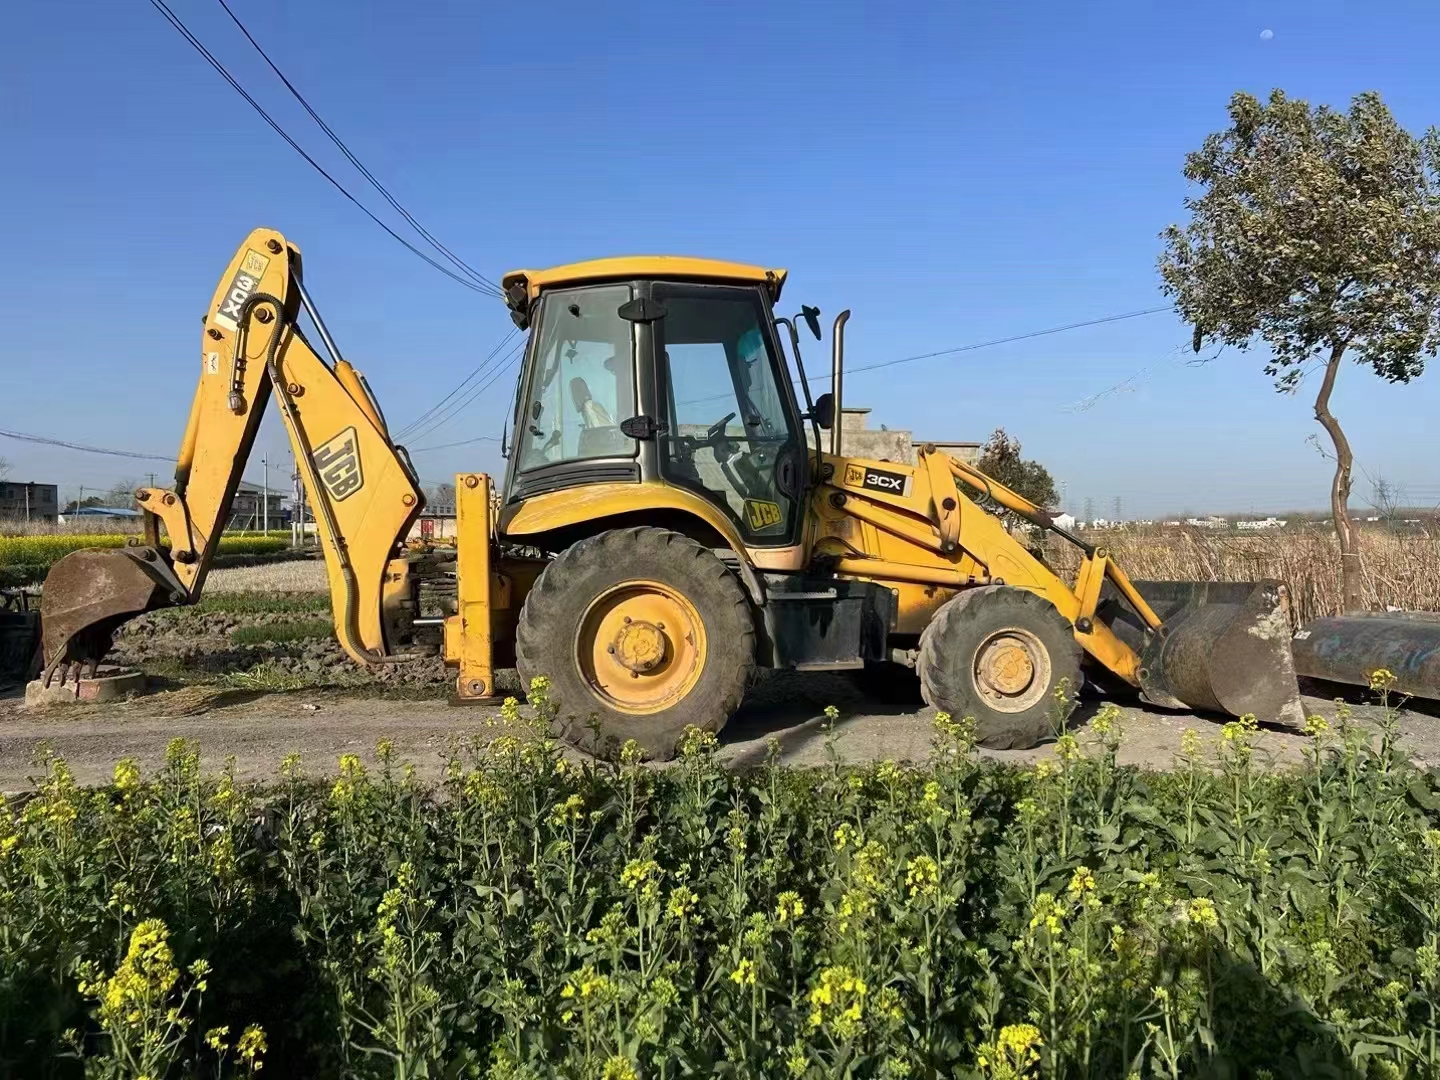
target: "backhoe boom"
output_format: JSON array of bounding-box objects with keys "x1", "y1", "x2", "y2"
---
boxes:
[{"x1": 40, "y1": 229, "x2": 424, "y2": 682}]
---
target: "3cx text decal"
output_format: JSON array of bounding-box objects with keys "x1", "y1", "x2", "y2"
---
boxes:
[
  {"x1": 842, "y1": 462, "x2": 911, "y2": 497},
  {"x1": 314, "y1": 427, "x2": 364, "y2": 502},
  {"x1": 213, "y1": 249, "x2": 271, "y2": 332}
]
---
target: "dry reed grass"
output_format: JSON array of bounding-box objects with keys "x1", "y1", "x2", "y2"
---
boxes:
[{"x1": 1047, "y1": 526, "x2": 1440, "y2": 624}]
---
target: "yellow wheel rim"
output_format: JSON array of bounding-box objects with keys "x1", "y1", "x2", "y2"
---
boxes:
[
  {"x1": 577, "y1": 579, "x2": 707, "y2": 715},
  {"x1": 973, "y1": 628, "x2": 1051, "y2": 713}
]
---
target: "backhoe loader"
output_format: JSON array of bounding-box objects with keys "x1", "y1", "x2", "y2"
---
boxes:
[{"x1": 38, "y1": 228, "x2": 1309, "y2": 756}]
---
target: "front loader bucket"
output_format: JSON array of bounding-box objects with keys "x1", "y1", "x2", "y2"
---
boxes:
[
  {"x1": 1097, "y1": 580, "x2": 1305, "y2": 729},
  {"x1": 1292, "y1": 612, "x2": 1440, "y2": 702},
  {"x1": 39, "y1": 547, "x2": 185, "y2": 686}
]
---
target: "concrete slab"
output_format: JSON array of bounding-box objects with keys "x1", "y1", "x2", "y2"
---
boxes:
[{"x1": 24, "y1": 668, "x2": 147, "y2": 708}]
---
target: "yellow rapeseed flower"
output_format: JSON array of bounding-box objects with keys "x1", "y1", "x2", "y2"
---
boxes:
[
  {"x1": 775, "y1": 891, "x2": 805, "y2": 922},
  {"x1": 1186, "y1": 897, "x2": 1220, "y2": 930},
  {"x1": 730, "y1": 958, "x2": 757, "y2": 986},
  {"x1": 1068, "y1": 867, "x2": 1096, "y2": 896}
]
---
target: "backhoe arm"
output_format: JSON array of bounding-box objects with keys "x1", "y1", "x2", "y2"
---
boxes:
[{"x1": 40, "y1": 228, "x2": 424, "y2": 682}]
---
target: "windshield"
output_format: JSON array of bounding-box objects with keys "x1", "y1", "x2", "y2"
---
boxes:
[{"x1": 516, "y1": 284, "x2": 636, "y2": 471}]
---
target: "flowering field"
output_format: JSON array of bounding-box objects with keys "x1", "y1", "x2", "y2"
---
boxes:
[{"x1": 2, "y1": 680, "x2": 1438, "y2": 1079}]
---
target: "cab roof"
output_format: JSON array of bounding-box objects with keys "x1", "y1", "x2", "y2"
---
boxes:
[{"x1": 502, "y1": 256, "x2": 787, "y2": 309}]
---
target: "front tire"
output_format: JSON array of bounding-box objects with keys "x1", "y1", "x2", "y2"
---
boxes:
[
  {"x1": 515, "y1": 527, "x2": 755, "y2": 759},
  {"x1": 917, "y1": 585, "x2": 1081, "y2": 750}
]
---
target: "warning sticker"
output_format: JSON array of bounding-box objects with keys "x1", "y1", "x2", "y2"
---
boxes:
[
  {"x1": 743, "y1": 498, "x2": 784, "y2": 532},
  {"x1": 842, "y1": 463, "x2": 911, "y2": 498},
  {"x1": 213, "y1": 248, "x2": 271, "y2": 332}
]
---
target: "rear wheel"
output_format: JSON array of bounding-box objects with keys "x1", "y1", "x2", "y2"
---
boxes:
[
  {"x1": 515, "y1": 527, "x2": 755, "y2": 759},
  {"x1": 917, "y1": 585, "x2": 1081, "y2": 750}
]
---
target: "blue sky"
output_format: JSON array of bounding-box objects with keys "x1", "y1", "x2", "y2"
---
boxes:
[{"x1": 3, "y1": 0, "x2": 1438, "y2": 516}]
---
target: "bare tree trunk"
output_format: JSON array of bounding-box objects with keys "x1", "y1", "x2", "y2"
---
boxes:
[{"x1": 1313, "y1": 342, "x2": 1363, "y2": 611}]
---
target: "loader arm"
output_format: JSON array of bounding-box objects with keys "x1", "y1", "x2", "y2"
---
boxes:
[
  {"x1": 814, "y1": 446, "x2": 1303, "y2": 725},
  {"x1": 40, "y1": 228, "x2": 424, "y2": 681}
]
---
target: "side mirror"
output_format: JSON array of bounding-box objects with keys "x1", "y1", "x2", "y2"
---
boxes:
[
  {"x1": 801, "y1": 305, "x2": 822, "y2": 341},
  {"x1": 811, "y1": 392, "x2": 835, "y2": 430}
]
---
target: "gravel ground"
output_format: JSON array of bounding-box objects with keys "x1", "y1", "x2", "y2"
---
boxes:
[
  {"x1": 1, "y1": 670, "x2": 1434, "y2": 790},
  {"x1": 7, "y1": 563, "x2": 1435, "y2": 790}
]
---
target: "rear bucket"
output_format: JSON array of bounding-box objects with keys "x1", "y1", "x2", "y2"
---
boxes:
[
  {"x1": 1098, "y1": 580, "x2": 1305, "y2": 729},
  {"x1": 39, "y1": 547, "x2": 184, "y2": 685},
  {"x1": 1292, "y1": 612, "x2": 1440, "y2": 702}
]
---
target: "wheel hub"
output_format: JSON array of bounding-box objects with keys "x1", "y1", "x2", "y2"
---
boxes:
[
  {"x1": 982, "y1": 643, "x2": 1034, "y2": 694},
  {"x1": 612, "y1": 619, "x2": 666, "y2": 673},
  {"x1": 973, "y1": 629, "x2": 1051, "y2": 713},
  {"x1": 578, "y1": 581, "x2": 706, "y2": 714}
]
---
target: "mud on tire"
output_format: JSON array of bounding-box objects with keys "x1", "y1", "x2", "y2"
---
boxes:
[
  {"x1": 515, "y1": 527, "x2": 755, "y2": 760},
  {"x1": 917, "y1": 585, "x2": 1081, "y2": 750}
]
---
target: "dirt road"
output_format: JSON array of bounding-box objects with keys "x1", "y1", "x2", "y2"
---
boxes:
[{"x1": 1, "y1": 672, "x2": 1434, "y2": 790}]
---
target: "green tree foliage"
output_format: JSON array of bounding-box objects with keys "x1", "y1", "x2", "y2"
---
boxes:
[
  {"x1": 1159, "y1": 89, "x2": 1440, "y2": 609},
  {"x1": 977, "y1": 428, "x2": 1059, "y2": 510}
]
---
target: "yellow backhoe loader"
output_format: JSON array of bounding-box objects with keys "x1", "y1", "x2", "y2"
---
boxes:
[{"x1": 38, "y1": 228, "x2": 1307, "y2": 756}]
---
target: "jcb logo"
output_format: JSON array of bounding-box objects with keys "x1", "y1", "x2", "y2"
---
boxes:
[
  {"x1": 314, "y1": 427, "x2": 364, "y2": 502},
  {"x1": 843, "y1": 464, "x2": 866, "y2": 488},
  {"x1": 744, "y1": 499, "x2": 784, "y2": 531},
  {"x1": 212, "y1": 249, "x2": 270, "y2": 332}
]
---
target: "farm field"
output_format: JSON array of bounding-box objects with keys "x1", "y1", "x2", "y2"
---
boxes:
[{"x1": 1, "y1": 686, "x2": 1437, "y2": 1077}]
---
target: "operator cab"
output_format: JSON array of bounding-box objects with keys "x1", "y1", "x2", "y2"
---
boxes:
[{"x1": 500, "y1": 258, "x2": 809, "y2": 546}]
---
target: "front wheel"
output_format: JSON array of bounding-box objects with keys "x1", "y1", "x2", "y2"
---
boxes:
[
  {"x1": 515, "y1": 527, "x2": 755, "y2": 759},
  {"x1": 917, "y1": 585, "x2": 1081, "y2": 750}
]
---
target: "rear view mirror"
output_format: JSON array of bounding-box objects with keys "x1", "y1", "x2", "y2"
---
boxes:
[
  {"x1": 801, "y1": 305, "x2": 822, "y2": 341},
  {"x1": 812, "y1": 392, "x2": 835, "y2": 430}
]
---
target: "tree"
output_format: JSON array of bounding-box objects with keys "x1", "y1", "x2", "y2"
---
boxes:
[
  {"x1": 103, "y1": 479, "x2": 141, "y2": 509},
  {"x1": 0, "y1": 457, "x2": 10, "y2": 480},
  {"x1": 976, "y1": 428, "x2": 1059, "y2": 512},
  {"x1": 427, "y1": 483, "x2": 457, "y2": 513},
  {"x1": 1159, "y1": 89, "x2": 1440, "y2": 610}
]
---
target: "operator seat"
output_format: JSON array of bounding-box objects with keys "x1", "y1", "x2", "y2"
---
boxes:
[{"x1": 570, "y1": 377, "x2": 623, "y2": 457}]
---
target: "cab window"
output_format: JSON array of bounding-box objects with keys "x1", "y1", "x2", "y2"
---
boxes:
[
  {"x1": 656, "y1": 286, "x2": 801, "y2": 543},
  {"x1": 516, "y1": 284, "x2": 636, "y2": 471}
]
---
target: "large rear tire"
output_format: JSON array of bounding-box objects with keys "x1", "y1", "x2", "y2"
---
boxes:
[
  {"x1": 515, "y1": 527, "x2": 755, "y2": 760},
  {"x1": 917, "y1": 585, "x2": 1081, "y2": 750}
]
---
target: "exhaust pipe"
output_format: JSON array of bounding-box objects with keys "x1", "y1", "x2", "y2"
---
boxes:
[{"x1": 830, "y1": 310, "x2": 850, "y2": 456}]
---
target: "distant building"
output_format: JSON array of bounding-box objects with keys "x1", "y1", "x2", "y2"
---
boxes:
[
  {"x1": 1185, "y1": 516, "x2": 1227, "y2": 529},
  {"x1": 1052, "y1": 512, "x2": 1077, "y2": 530},
  {"x1": 227, "y1": 481, "x2": 288, "y2": 529},
  {"x1": 1237, "y1": 517, "x2": 1287, "y2": 531},
  {"x1": 807, "y1": 406, "x2": 981, "y2": 466},
  {"x1": 57, "y1": 506, "x2": 142, "y2": 526},
  {"x1": 0, "y1": 481, "x2": 59, "y2": 522}
]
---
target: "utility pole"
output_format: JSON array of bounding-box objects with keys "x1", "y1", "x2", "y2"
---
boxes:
[
  {"x1": 24, "y1": 482, "x2": 30, "y2": 523},
  {"x1": 262, "y1": 454, "x2": 269, "y2": 533}
]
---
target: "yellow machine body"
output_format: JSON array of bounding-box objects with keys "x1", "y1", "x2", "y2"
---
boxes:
[{"x1": 38, "y1": 229, "x2": 1304, "y2": 750}]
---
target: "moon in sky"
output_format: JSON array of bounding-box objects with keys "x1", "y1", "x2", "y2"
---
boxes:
[{"x1": 1260, "y1": 28, "x2": 1275, "y2": 40}]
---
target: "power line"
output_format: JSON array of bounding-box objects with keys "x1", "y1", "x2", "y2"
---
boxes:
[
  {"x1": 0, "y1": 427, "x2": 172, "y2": 462},
  {"x1": 211, "y1": 0, "x2": 501, "y2": 296},
  {"x1": 396, "y1": 327, "x2": 519, "y2": 440},
  {"x1": 822, "y1": 305, "x2": 1171, "y2": 383},
  {"x1": 146, "y1": 0, "x2": 499, "y2": 297},
  {"x1": 404, "y1": 344, "x2": 524, "y2": 446},
  {"x1": 681, "y1": 304, "x2": 1173, "y2": 408},
  {"x1": 409, "y1": 435, "x2": 502, "y2": 453}
]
